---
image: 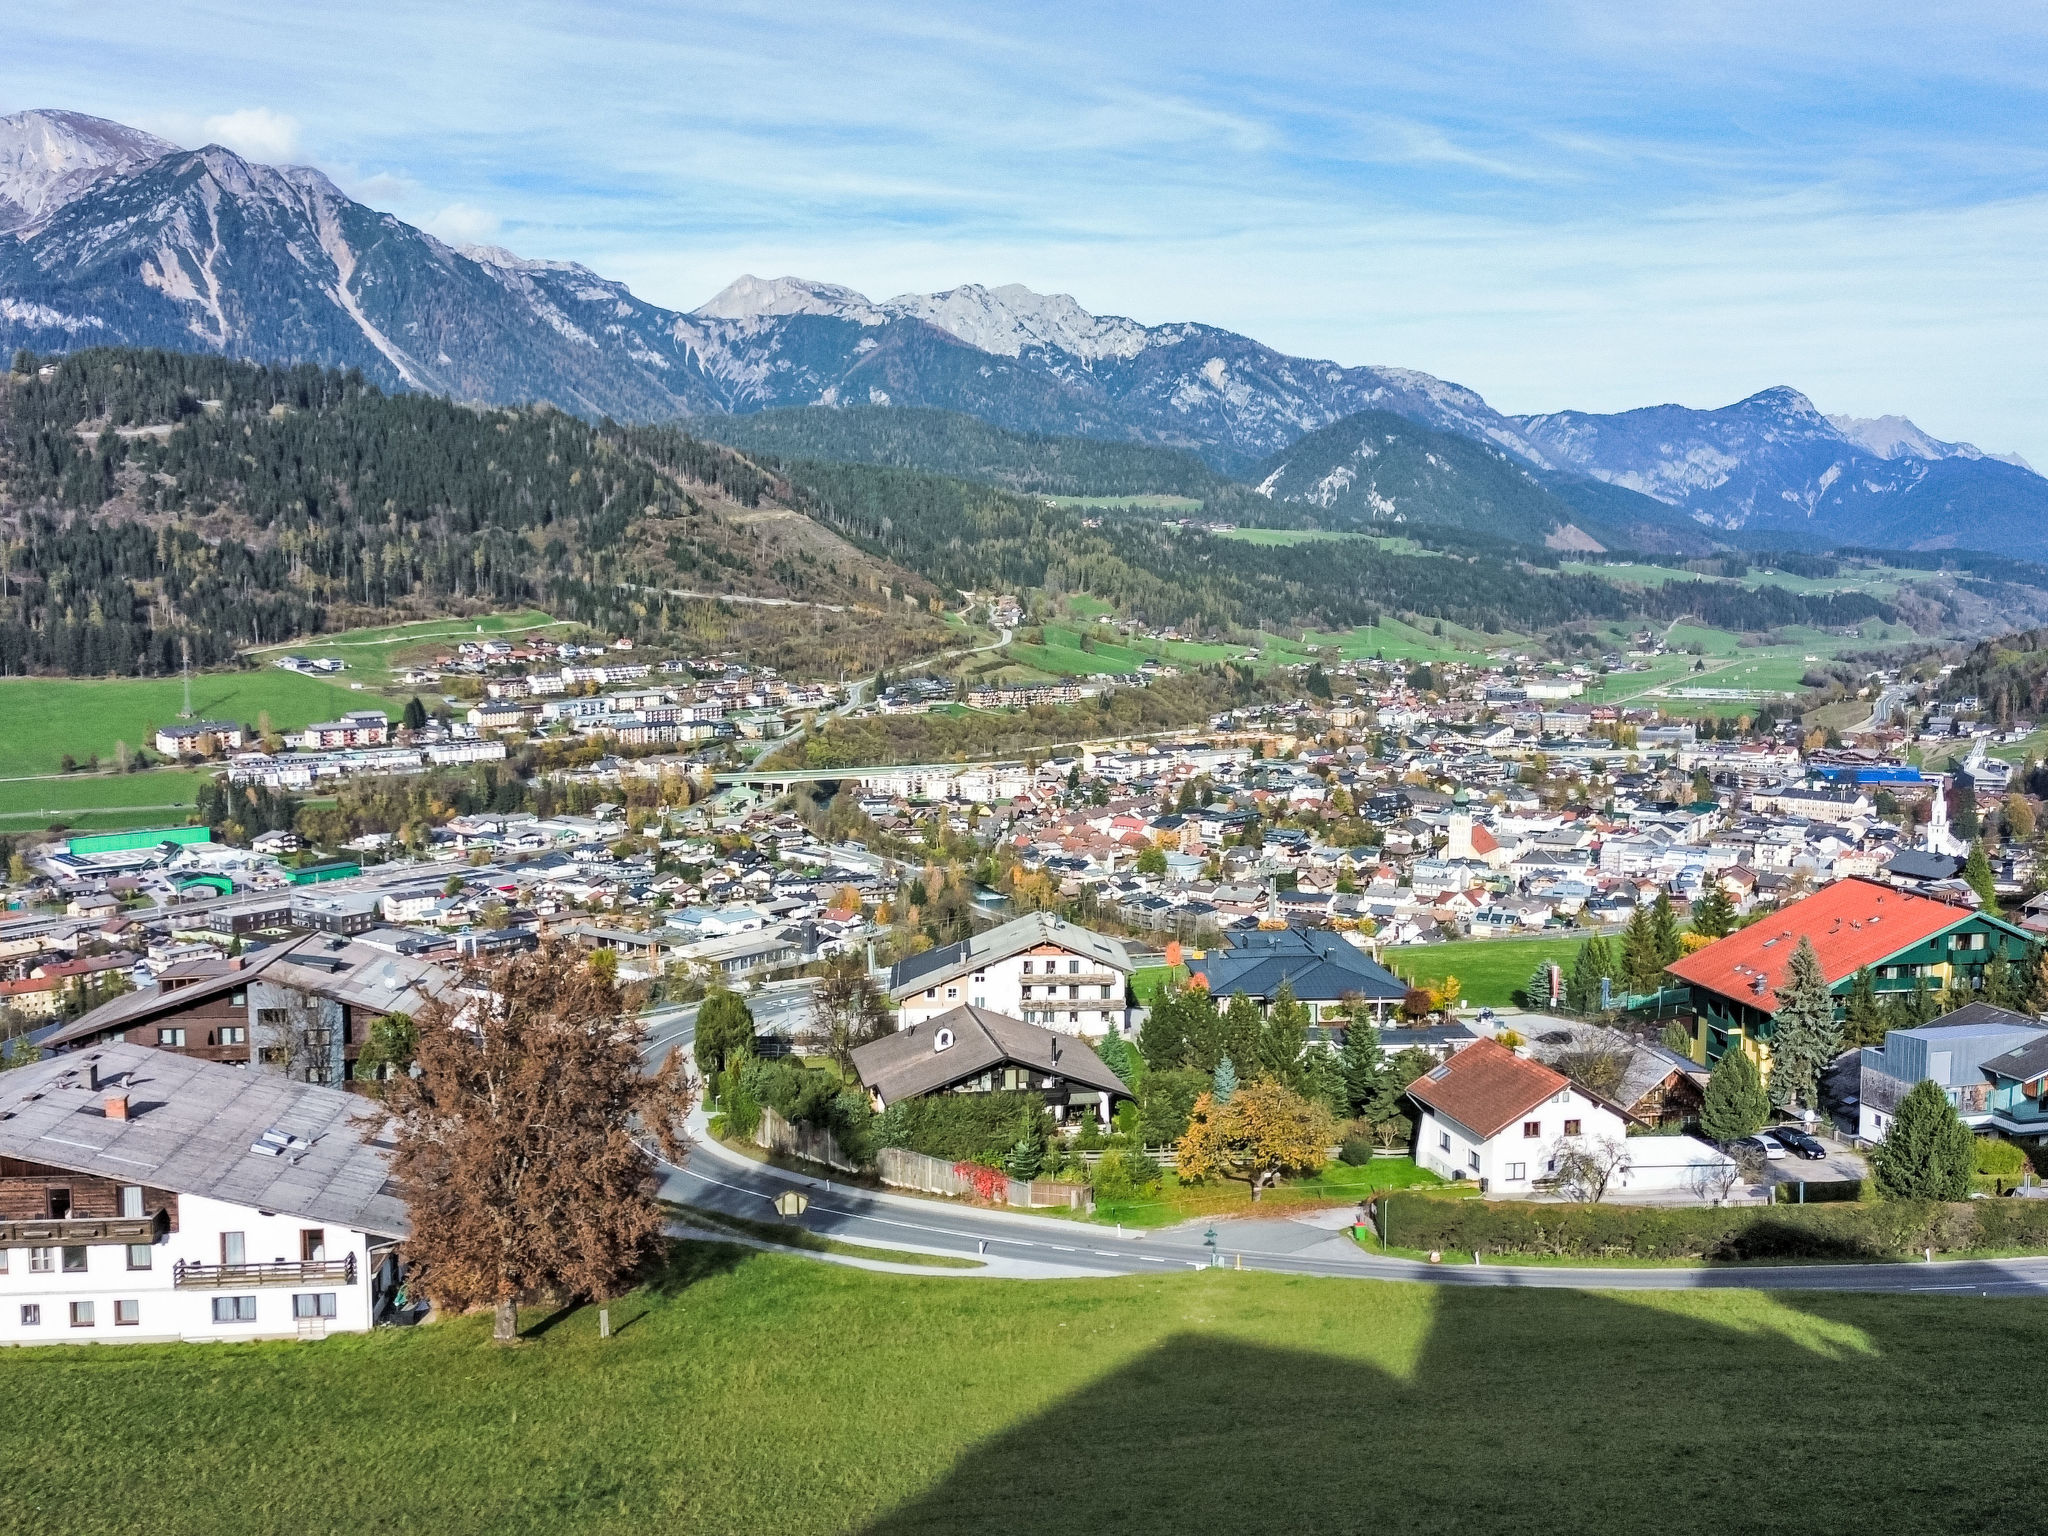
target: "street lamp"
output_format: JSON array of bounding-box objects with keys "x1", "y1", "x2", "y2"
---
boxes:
[{"x1": 1203, "y1": 1226, "x2": 1218, "y2": 1268}]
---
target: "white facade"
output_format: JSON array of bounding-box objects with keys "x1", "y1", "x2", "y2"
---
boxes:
[
  {"x1": 900, "y1": 944, "x2": 1129, "y2": 1038},
  {"x1": 1415, "y1": 1087, "x2": 1627, "y2": 1191},
  {"x1": 0, "y1": 1192, "x2": 382, "y2": 1347}
]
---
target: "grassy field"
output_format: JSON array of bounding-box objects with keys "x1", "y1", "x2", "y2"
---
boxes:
[
  {"x1": 1298, "y1": 615, "x2": 1531, "y2": 666},
  {"x1": 1045, "y1": 493, "x2": 1204, "y2": 510},
  {"x1": 3, "y1": 1245, "x2": 2042, "y2": 1536},
  {"x1": 0, "y1": 672, "x2": 368, "y2": 778},
  {"x1": 0, "y1": 768, "x2": 212, "y2": 826},
  {"x1": 1095, "y1": 1156, "x2": 1454, "y2": 1227},
  {"x1": 999, "y1": 623, "x2": 1246, "y2": 683},
  {"x1": 1213, "y1": 528, "x2": 1370, "y2": 547},
  {"x1": 242, "y1": 608, "x2": 575, "y2": 685},
  {"x1": 1382, "y1": 934, "x2": 1591, "y2": 1007}
]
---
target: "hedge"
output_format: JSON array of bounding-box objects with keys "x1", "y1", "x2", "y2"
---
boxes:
[
  {"x1": 872, "y1": 1091, "x2": 1053, "y2": 1166},
  {"x1": 1382, "y1": 1192, "x2": 2048, "y2": 1261}
]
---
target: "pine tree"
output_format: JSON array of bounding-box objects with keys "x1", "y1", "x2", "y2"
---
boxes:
[
  {"x1": 1338, "y1": 1015, "x2": 1388, "y2": 1118},
  {"x1": 1691, "y1": 882, "x2": 1736, "y2": 939},
  {"x1": 1568, "y1": 934, "x2": 1615, "y2": 1013},
  {"x1": 1212, "y1": 1054, "x2": 1238, "y2": 1105},
  {"x1": 1869, "y1": 1078, "x2": 1975, "y2": 1200},
  {"x1": 1259, "y1": 981, "x2": 1310, "y2": 1090},
  {"x1": 402, "y1": 694, "x2": 429, "y2": 731},
  {"x1": 1524, "y1": 961, "x2": 1557, "y2": 1009},
  {"x1": 2024, "y1": 941, "x2": 2048, "y2": 1015},
  {"x1": 1964, "y1": 840, "x2": 1999, "y2": 910},
  {"x1": 1621, "y1": 903, "x2": 1661, "y2": 995},
  {"x1": 1221, "y1": 991, "x2": 1263, "y2": 1080},
  {"x1": 1700, "y1": 1042, "x2": 1770, "y2": 1143},
  {"x1": 1767, "y1": 936, "x2": 1840, "y2": 1112},
  {"x1": 1650, "y1": 891, "x2": 1682, "y2": 968},
  {"x1": 1843, "y1": 966, "x2": 1886, "y2": 1048},
  {"x1": 1138, "y1": 983, "x2": 1192, "y2": 1071}
]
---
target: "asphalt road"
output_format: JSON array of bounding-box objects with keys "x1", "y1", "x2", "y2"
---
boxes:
[{"x1": 641, "y1": 995, "x2": 2048, "y2": 1295}]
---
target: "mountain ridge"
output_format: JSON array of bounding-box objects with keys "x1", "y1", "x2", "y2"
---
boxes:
[{"x1": 2, "y1": 108, "x2": 2041, "y2": 555}]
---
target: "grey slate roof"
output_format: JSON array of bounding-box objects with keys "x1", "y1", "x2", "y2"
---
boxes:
[
  {"x1": 851, "y1": 1005, "x2": 1134, "y2": 1106},
  {"x1": 888, "y1": 912, "x2": 1132, "y2": 998},
  {"x1": 0, "y1": 1042, "x2": 406, "y2": 1237},
  {"x1": 1189, "y1": 925, "x2": 1406, "y2": 1004}
]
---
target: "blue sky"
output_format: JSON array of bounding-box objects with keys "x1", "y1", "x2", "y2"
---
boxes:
[{"x1": 12, "y1": 0, "x2": 2048, "y2": 458}]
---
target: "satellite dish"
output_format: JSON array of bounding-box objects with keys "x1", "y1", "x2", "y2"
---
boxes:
[{"x1": 933, "y1": 1028, "x2": 954, "y2": 1052}]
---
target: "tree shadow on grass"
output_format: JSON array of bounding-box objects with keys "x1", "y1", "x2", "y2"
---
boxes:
[
  {"x1": 860, "y1": 1281, "x2": 2042, "y2": 1536},
  {"x1": 638, "y1": 1238, "x2": 749, "y2": 1299}
]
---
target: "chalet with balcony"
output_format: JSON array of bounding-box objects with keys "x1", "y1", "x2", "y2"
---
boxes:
[
  {"x1": 851, "y1": 1004, "x2": 1134, "y2": 1125},
  {"x1": 888, "y1": 912, "x2": 1133, "y2": 1038},
  {"x1": 0, "y1": 1045, "x2": 405, "y2": 1345}
]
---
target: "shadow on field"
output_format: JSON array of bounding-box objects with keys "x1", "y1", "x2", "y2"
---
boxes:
[
  {"x1": 640, "y1": 1240, "x2": 748, "y2": 1299},
  {"x1": 859, "y1": 1282, "x2": 2029, "y2": 1536}
]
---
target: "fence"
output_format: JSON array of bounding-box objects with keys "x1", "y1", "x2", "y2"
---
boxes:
[
  {"x1": 876, "y1": 1146, "x2": 1092, "y2": 1211},
  {"x1": 755, "y1": 1106, "x2": 864, "y2": 1174}
]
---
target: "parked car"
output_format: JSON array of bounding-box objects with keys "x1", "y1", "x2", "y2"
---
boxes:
[
  {"x1": 1735, "y1": 1133, "x2": 1785, "y2": 1161},
  {"x1": 1771, "y1": 1127, "x2": 1828, "y2": 1160}
]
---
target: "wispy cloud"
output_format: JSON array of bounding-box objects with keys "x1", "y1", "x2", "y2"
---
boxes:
[{"x1": 6, "y1": 0, "x2": 2047, "y2": 459}]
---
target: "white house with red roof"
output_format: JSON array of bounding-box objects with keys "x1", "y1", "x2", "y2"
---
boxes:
[{"x1": 1405, "y1": 1038, "x2": 1628, "y2": 1193}]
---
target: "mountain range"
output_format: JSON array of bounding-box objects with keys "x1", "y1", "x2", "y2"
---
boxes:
[{"x1": 2, "y1": 108, "x2": 2042, "y2": 556}]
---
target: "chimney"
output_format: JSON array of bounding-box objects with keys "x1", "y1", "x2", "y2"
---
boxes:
[
  {"x1": 87, "y1": 1058, "x2": 101, "y2": 1092},
  {"x1": 229, "y1": 956, "x2": 245, "y2": 971},
  {"x1": 105, "y1": 1093, "x2": 130, "y2": 1121}
]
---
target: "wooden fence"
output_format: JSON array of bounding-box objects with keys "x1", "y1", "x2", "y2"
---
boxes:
[
  {"x1": 755, "y1": 1106, "x2": 864, "y2": 1174},
  {"x1": 876, "y1": 1147, "x2": 1091, "y2": 1211}
]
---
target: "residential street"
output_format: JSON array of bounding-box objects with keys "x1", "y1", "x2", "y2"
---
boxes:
[{"x1": 639, "y1": 997, "x2": 2048, "y2": 1296}]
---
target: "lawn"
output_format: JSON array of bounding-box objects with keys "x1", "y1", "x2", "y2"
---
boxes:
[
  {"x1": 0, "y1": 671, "x2": 367, "y2": 778},
  {"x1": 1213, "y1": 528, "x2": 1370, "y2": 547},
  {"x1": 0, "y1": 768, "x2": 212, "y2": 826},
  {"x1": 3, "y1": 1245, "x2": 2042, "y2": 1536},
  {"x1": 1381, "y1": 934, "x2": 1591, "y2": 1007},
  {"x1": 1095, "y1": 1156, "x2": 1455, "y2": 1228},
  {"x1": 1298, "y1": 615, "x2": 1530, "y2": 666},
  {"x1": 1130, "y1": 963, "x2": 1188, "y2": 1004}
]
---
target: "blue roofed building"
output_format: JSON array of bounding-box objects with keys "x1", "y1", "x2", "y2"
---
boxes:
[{"x1": 1187, "y1": 925, "x2": 1408, "y2": 1029}]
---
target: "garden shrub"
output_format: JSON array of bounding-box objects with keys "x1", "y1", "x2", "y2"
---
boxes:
[
  {"x1": 1091, "y1": 1147, "x2": 1163, "y2": 1202},
  {"x1": 1975, "y1": 1136, "x2": 2028, "y2": 1182},
  {"x1": 1136, "y1": 1069, "x2": 1208, "y2": 1146},
  {"x1": 1339, "y1": 1136, "x2": 1376, "y2": 1167},
  {"x1": 873, "y1": 1091, "x2": 1053, "y2": 1165},
  {"x1": 1382, "y1": 1193, "x2": 2048, "y2": 1260}
]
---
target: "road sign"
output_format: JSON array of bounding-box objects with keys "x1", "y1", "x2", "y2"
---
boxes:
[{"x1": 773, "y1": 1191, "x2": 809, "y2": 1220}]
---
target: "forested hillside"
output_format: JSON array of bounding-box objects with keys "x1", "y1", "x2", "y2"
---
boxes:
[
  {"x1": 1943, "y1": 627, "x2": 2048, "y2": 725},
  {"x1": 695, "y1": 404, "x2": 1259, "y2": 506},
  {"x1": 0, "y1": 349, "x2": 947, "y2": 676}
]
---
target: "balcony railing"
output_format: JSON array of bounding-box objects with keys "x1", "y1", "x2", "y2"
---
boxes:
[
  {"x1": 0, "y1": 1214, "x2": 161, "y2": 1249},
  {"x1": 173, "y1": 1254, "x2": 357, "y2": 1289}
]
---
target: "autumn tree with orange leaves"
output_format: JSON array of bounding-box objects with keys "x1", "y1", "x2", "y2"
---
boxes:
[
  {"x1": 1175, "y1": 1080, "x2": 1334, "y2": 1201},
  {"x1": 388, "y1": 940, "x2": 694, "y2": 1342}
]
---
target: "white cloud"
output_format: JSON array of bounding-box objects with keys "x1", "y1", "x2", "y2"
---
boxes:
[
  {"x1": 200, "y1": 107, "x2": 301, "y2": 162},
  {"x1": 424, "y1": 202, "x2": 501, "y2": 243}
]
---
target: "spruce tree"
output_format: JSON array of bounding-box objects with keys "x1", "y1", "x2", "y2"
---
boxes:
[
  {"x1": 1212, "y1": 1054, "x2": 1238, "y2": 1105},
  {"x1": 1259, "y1": 981, "x2": 1310, "y2": 1091},
  {"x1": 1138, "y1": 984, "x2": 1191, "y2": 1072},
  {"x1": 1964, "y1": 840, "x2": 1999, "y2": 910},
  {"x1": 1221, "y1": 991, "x2": 1263, "y2": 1078},
  {"x1": 1621, "y1": 903, "x2": 1661, "y2": 995},
  {"x1": 1767, "y1": 936, "x2": 1839, "y2": 1112},
  {"x1": 1568, "y1": 934, "x2": 1616, "y2": 1013},
  {"x1": 1650, "y1": 891, "x2": 1682, "y2": 968},
  {"x1": 1843, "y1": 966, "x2": 1886, "y2": 1048},
  {"x1": 1338, "y1": 1015, "x2": 1388, "y2": 1118},
  {"x1": 1700, "y1": 1043, "x2": 1770, "y2": 1144},
  {"x1": 1691, "y1": 882, "x2": 1736, "y2": 939},
  {"x1": 1869, "y1": 1078, "x2": 1975, "y2": 1200}
]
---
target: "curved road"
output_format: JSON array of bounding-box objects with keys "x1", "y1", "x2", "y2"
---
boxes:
[{"x1": 641, "y1": 995, "x2": 2048, "y2": 1295}]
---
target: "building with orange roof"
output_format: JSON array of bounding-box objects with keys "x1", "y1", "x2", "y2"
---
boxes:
[{"x1": 1665, "y1": 876, "x2": 2036, "y2": 1071}]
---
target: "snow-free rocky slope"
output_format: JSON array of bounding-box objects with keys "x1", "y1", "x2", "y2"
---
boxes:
[{"x1": 3, "y1": 108, "x2": 2042, "y2": 555}]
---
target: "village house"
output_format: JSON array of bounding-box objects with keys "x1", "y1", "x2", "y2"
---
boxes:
[{"x1": 888, "y1": 911, "x2": 1134, "y2": 1038}]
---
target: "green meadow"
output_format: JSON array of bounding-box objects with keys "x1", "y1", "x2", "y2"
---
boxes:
[{"x1": 0, "y1": 1245, "x2": 2038, "y2": 1536}]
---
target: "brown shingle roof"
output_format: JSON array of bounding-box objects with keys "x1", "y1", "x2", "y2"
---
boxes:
[
  {"x1": 851, "y1": 1004, "x2": 1133, "y2": 1107},
  {"x1": 1405, "y1": 1036, "x2": 1571, "y2": 1140}
]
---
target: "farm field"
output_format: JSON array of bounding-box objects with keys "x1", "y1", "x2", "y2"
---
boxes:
[
  {"x1": 1381, "y1": 933, "x2": 1592, "y2": 1007},
  {"x1": 1564, "y1": 560, "x2": 1908, "y2": 600},
  {"x1": 0, "y1": 672, "x2": 366, "y2": 778},
  {"x1": 1297, "y1": 615, "x2": 1528, "y2": 667},
  {"x1": 1, "y1": 1245, "x2": 2040, "y2": 1536},
  {"x1": 998, "y1": 623, "x2": 1249, "y2": 682},
  {"x1": 0, "y1": 768, "x2": 212, "y2": 826},
  {"x1": 1045, "y1": 493, "x2": 1203, "y2": 510},
  {"x1": 1213, "y1": 528, "x2": 1370, "y2": 547},
  {"x1": 242, "y1": 609, "x2": 576, "y2": 685}
]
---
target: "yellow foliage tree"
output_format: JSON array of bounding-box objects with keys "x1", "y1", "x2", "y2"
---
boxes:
[
  {"x1": 1678, "y1": 931, "x2": 1715, "y2": 955},
  {"x1": 1175, "y1": 1082, "x2": 1334, "y2": 1201},
  {"x1": 1427, "y1": 975, "x2": 1463, "y2": 1014}
]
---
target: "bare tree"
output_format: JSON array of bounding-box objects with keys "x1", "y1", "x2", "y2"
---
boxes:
[
  {"x1": 386, "y1": 940, "x2": 694, "y2": 1343},
  {"x1": 1550, "y1": 1036, "x2": 1635, "y2": 1106},
  {"x1": 1549, "y1": 1135, "x2": 1633, "y2": 1203},
  {"x1": 257, "y1": 990, "x2": 337, "y2": 1083},
  {"x1": 814, "y1": 951, "x2": 894, "y2": 1078},
  {"x1": 1687, "y1": 1149, "x2": 1742, "y2": 1206}
]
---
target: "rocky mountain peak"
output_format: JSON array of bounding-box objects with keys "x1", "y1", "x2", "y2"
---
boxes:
[{"x1": 0, "y1": 108, "x2": 176, "y2": 232}]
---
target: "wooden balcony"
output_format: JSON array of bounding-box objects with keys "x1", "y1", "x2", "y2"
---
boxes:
[
  {"x1": 173, "y1": 1254, "x2": 357, "y2": 1289},
  {"x1": 0, "y1": 1214, "x2": 161, "y2": 1249}
]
